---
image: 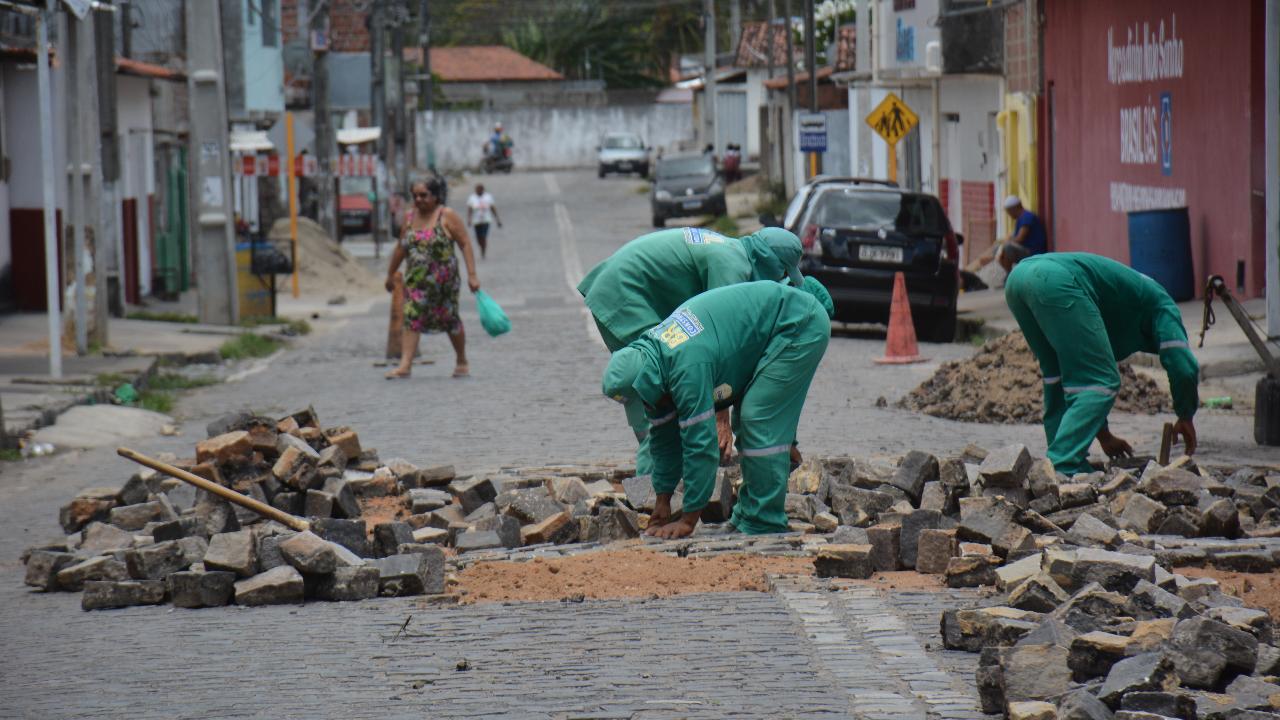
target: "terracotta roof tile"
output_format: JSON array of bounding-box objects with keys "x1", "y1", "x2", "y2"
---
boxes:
[
  {"x1": 426, "y1": 45, "x2": 563, "y2": 82},
  {"x1": 736, "y1": 22, "x2": 856, "y2": 73}
]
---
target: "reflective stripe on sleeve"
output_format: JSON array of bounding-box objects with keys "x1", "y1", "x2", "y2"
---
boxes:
[
  {"x1": 678, "y1": 408, "x2": 715, "y2": 428},
  {"x1": 1159, "y1": 340, "x2": 1190, "y2": 350},
  {"x1": 1043, "y1": 376, "x2": 1062, "y2": 385},
  {"x1": 1063, "y1": 385, "x2": 1117, "y2": 397},
  {"x1": 649, "y1": 411, "x2": 677, "y2": 427},
  {"x1": 740, "y1": 443, "x2": 793, "y2": 457}
]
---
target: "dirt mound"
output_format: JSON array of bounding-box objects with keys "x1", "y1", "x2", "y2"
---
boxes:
[
  {"x1": 899, "y1": 331, "x2": 1171, "y2": 423},
  {"x1": 451, "y1": 548, "x2": 813, "y2": 604},
  {"x1": 268, "y1": 216, "x2": 381, "y2": 295}
]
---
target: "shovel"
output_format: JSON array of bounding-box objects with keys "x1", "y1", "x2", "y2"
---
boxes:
[{"x1": 117, "y1": 446, "x2": 311, "y2": 532}]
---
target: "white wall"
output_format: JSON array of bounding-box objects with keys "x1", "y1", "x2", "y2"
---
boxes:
[
  {"x1": 418, "y1": 104, "x2": 694, "y2": 171},
  {"x1": 939, "y1": 76, "x2": 1001, "y2": 183},
  {"x1": 6, "y1": 64, "x2": 66, "y2": 210},
  {"x1": 877, "y1": 0, "x2": 942, "y2": 77}
]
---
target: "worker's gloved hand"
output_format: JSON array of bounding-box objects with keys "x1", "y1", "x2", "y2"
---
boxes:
[
  {"x1": 1096, "y1": 429, "x2": 1133, "y2": 459},
  {"x1": 716, "y1": 410, "x2": 733, "y2": 464},
  {"x1": 1171, "y1": 418, "x2": 1197, "y2": 456},
  {"x1": 385, "y1": 276, "x2": 396, "y2": 293}
]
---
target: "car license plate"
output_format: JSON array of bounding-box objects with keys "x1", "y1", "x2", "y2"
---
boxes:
[
  {"x1": 858, "y1": 244, "x2": 903, "y2": 263},
  {"x1": 682, "y1": 200, "x2": 701, "y2": 210},
  {"x1": 617, "y1": 161, "x2": 631, "y2": 169}
]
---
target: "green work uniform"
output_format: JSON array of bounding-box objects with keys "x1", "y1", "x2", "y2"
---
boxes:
[
  {"x1": 602, "y1": 281, "x2": 831, "y2": 534},
  {"x1": 1004, "y1": 252, "x2": 1199, "y2": 475},
  {"x1": 578, "y1": 227, "x2": 804, "y2": 481}
]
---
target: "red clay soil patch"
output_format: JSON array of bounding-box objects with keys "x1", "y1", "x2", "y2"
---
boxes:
[
  {"x1": 1174, "y1": 566, "x2": 1280, "y2": 621},
  {"x1": 358, "y1": 495, "x2": 408, "y2": 537},
  {"x1": 451, "y1": 548, "x2": 814, "y2": 604}
]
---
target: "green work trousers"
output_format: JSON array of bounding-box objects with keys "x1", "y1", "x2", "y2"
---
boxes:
[
  {"x1": 730, "y1": 306, "x2": 830, "y2": 533},
  {"x1": 596, "y1": 317, "x2": 654, "y2": 480},
  {"x1": 1005, "y1": 261, "x2": 1119, "y2": 475}
]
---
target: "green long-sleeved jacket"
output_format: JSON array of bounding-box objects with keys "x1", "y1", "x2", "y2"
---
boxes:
[
  {"x1": 603, "y1": 282, "x2": 825, "y2": 512},
  {"x1": 577, "y1": 227, "x2": 803, "y2": 348},
  {"x1": 1018, "y1": 252, "x2": 1200, "y2": 419}
]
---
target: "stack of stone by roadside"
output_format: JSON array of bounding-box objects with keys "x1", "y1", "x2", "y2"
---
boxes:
[
  {"x1": 796, "y1": 444, "x2": 1279, "y2": 719},
  {"x1": 21, "y1": 407, "x2": 648, "y2": 611}
]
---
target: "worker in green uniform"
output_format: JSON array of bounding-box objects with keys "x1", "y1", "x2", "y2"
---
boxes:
[
  {"x1": 601, "y1": 278, "x2": 834, "y2": 539},
  {"x1": 578, "y1": 226, "x2": 805, "y2": 480},
  {"x1": 1004, "y1": 252, "x2": 1199, "y2": 475}
]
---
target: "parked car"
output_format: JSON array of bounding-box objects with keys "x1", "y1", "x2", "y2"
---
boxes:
[
  {"x1": 597, "y1": 133, "x2": 649, "y2": 178},
  {"x1": 770, "y1": 181, "x2": 961, "y2": 342},
  {"x1": 650, "y1": 154, "x2": 726, "y2": 227},
  {"x1": 338, "y1": 177, "x2": 374, "y2": 235}
]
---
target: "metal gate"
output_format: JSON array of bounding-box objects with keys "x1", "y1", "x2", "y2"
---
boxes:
[{"x1": 715, "y1": 90, "x2": 748, "y2": 153}]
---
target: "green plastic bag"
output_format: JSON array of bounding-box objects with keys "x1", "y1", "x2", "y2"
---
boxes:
[{"x1": 475, "y1": 290, "x2": 511, "y2": 337}]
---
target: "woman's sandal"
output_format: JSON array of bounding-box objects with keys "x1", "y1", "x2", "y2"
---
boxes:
[
  {"x1": 451, "y1": 365, "x2": 470, "y2": 378},
  {"x1": 384, "y1": 369, "x2": 412, "y2": 380}
]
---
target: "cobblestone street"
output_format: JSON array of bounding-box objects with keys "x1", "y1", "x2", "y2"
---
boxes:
[{"x1": 0, "y1": 170, "x2": 1262, "y2": 718}]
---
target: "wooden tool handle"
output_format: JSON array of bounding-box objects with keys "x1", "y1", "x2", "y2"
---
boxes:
[
  {"x1": 1158, "y1": 423, "x2": 1174, "y2": 466},
  {"x1": 117, "y1": 446, "x2": 310, "y2": 532}
]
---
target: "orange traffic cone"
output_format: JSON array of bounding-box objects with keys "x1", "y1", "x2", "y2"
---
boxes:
[{"x1": 875, "y1": 271, "x2": 927, "y2": 364}]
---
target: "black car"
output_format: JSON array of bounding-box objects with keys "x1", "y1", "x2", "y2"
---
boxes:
[
  {"x1": 771, "y1": 182, "x2": 961, "y2": 342},
  {"x1": 650, "y1": 154, "x2": 726, "y2": 227}
]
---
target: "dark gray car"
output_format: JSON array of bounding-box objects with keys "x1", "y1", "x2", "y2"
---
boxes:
[{"x1": 649, "y1": 154, "x2": 726, "y2": 227}]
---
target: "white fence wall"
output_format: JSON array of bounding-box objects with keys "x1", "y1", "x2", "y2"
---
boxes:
[{"x1": 417, "y1": 104, "x2": 695, "y2": 172}]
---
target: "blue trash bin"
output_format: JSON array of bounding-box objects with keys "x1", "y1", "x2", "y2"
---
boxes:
[{"x1": 1127, "y1": 206, "x2": 1195, "y2": 301}]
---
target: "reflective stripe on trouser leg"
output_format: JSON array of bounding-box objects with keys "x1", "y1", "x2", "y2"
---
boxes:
[
  {"x1": 623, "y1": 397, "x2": 654, "y2": 478},
  {"x1": 731, "y1": 309, "x2": 830, "y2": 534}
]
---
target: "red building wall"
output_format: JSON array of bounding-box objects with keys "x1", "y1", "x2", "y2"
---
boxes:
[{"x1": 1042, "y1": 0, "x2": 1265, "y2": 297}]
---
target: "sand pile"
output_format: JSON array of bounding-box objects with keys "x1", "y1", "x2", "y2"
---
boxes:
[
  {"x1": 899, "y1": 331, "x2": 1171, "y2": 423},
  {"x1": 268, "y1": 217, "x2": 382, "y2": 295}
]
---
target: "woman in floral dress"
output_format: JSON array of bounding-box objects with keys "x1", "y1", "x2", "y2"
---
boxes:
[{"x1": 384, "y1": 176, "x2": 481, "y2": 378}]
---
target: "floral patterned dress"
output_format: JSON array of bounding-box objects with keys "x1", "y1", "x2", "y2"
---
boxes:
[{"x1": 401, "y1": 210, "x2": 462, "y2": 334}]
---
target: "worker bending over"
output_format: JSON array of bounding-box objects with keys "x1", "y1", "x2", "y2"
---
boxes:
[
  {"x1": 1004, "y1": 252, "x2": 1199, "y2": 475},
  {"x1": 602, "y1": 278, "x2": 834, "y2": 539},
  {"x1": 578, "y1": 226, "x2": 805, "y2": 479}
]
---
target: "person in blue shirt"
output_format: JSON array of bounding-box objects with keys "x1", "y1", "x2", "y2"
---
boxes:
[{"x1": 967, "y1": 195, "x2": 1048, "y2": 273}]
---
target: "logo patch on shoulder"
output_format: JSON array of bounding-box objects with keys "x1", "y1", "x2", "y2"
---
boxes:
[
  {"x1": 683, "y1": 228, "x2": 727, "y2": 245},
  {"x1": 652, "y1": 307, "x2": 704, "y2": 349}
]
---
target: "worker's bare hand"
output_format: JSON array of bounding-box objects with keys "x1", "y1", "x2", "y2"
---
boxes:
[
  {"x1": 468, "y1": 275, "x2": 481, "y2": 293},
  {"x1": 649, "y1": 514, "x2": 698, "y2": 539},
  {"x1": 716, "y1": 410, "x2": 733, "y2": 463},
  {"x1": 1172, "y1": 418, "x2": 1197, "y2": 456},
  {"x1": 646, "y1": 495, "x2": 673, "y2": 534},
  {"x1": 384, "y1": 276, "x2": 396, "y2": 293},
  {"x1": 1096, "y1": 429, "x2": 1133, "y2": 459}
]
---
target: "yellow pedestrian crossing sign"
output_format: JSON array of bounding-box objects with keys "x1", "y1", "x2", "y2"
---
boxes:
[{"x1": 866, "y1": 93, "x2": 918, "y2": 146}]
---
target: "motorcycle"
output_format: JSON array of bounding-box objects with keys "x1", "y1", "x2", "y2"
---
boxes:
[{"x1": 480, "y1": 143, "x2": 514, "y2": 174}]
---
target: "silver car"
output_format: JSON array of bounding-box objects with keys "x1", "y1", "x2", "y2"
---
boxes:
[{"x1": 596, "y1": 133, "x2": 649, "y2": 178}]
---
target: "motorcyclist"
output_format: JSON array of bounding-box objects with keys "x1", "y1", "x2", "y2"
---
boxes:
[{"x1": 486, "y1": 122, "x2": 512, "y2": 160}]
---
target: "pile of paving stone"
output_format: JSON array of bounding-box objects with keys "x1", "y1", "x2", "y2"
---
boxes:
[
  {"x1": 899, "y1": 331, "x2": 1172, "y2": 423},
  {"x1": 799, "y1": 444, "x2": 1280, "y2": 719},
  {"x1": 21, "y1": 407, "x2": 647, "y2": 611}
]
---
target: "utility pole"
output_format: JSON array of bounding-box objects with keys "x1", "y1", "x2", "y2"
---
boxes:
[
  {"x1": 784, "y1": 0, "x2": 796, "y2": 119},
  {"x1": 186, "y1": 0, "x2": 239, "y2": 324},
  {"x1": 62, "y1": 11, "x2": 90, "y2": 353},
  {"x1": 729, "y1": 0, "x2": 741, "y2": 58},
  {"x1": 418, "y1": 0, "x2": 434, "y2": 169},
  {"x1": 767, "y1": 0, "x2": 777, "y2": 81},
  {"x1": 36, "y1": 1, "x2": 61, "y2": 377},
  {"x1": 391, "y1": 2, "x2": 408, "y2": 192},
  {"x1": 804, "y1": 0, "x2": 821, "y2": 176},
  {"x1": 370, "y1": 0, "x2": 386, "y2": 255},
  {"x1": 1266, "y1": 0, "x2": 1278, "y2": 335},
  {"x1": 312, "y1": 1, "x2": 336, "y2": 240},
  {"x1": 95, "y1": 4, "x2": 121, "y2": 328},
  {"x1": 703, "y1": 0, "x2": 716, "y2": 154}
]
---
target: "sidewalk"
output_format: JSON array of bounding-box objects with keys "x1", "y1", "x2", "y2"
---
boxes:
[
  {"x1": 957, "y1": 286, "x2": 1273, "y2": 380},
  {"x1": 0, "y1": 284, "x2": 380, "y2": 444}
]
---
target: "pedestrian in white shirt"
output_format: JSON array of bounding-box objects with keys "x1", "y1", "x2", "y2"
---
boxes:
[{"x1": 465, "y1": 184, "x2": 502, "y2": 259}]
